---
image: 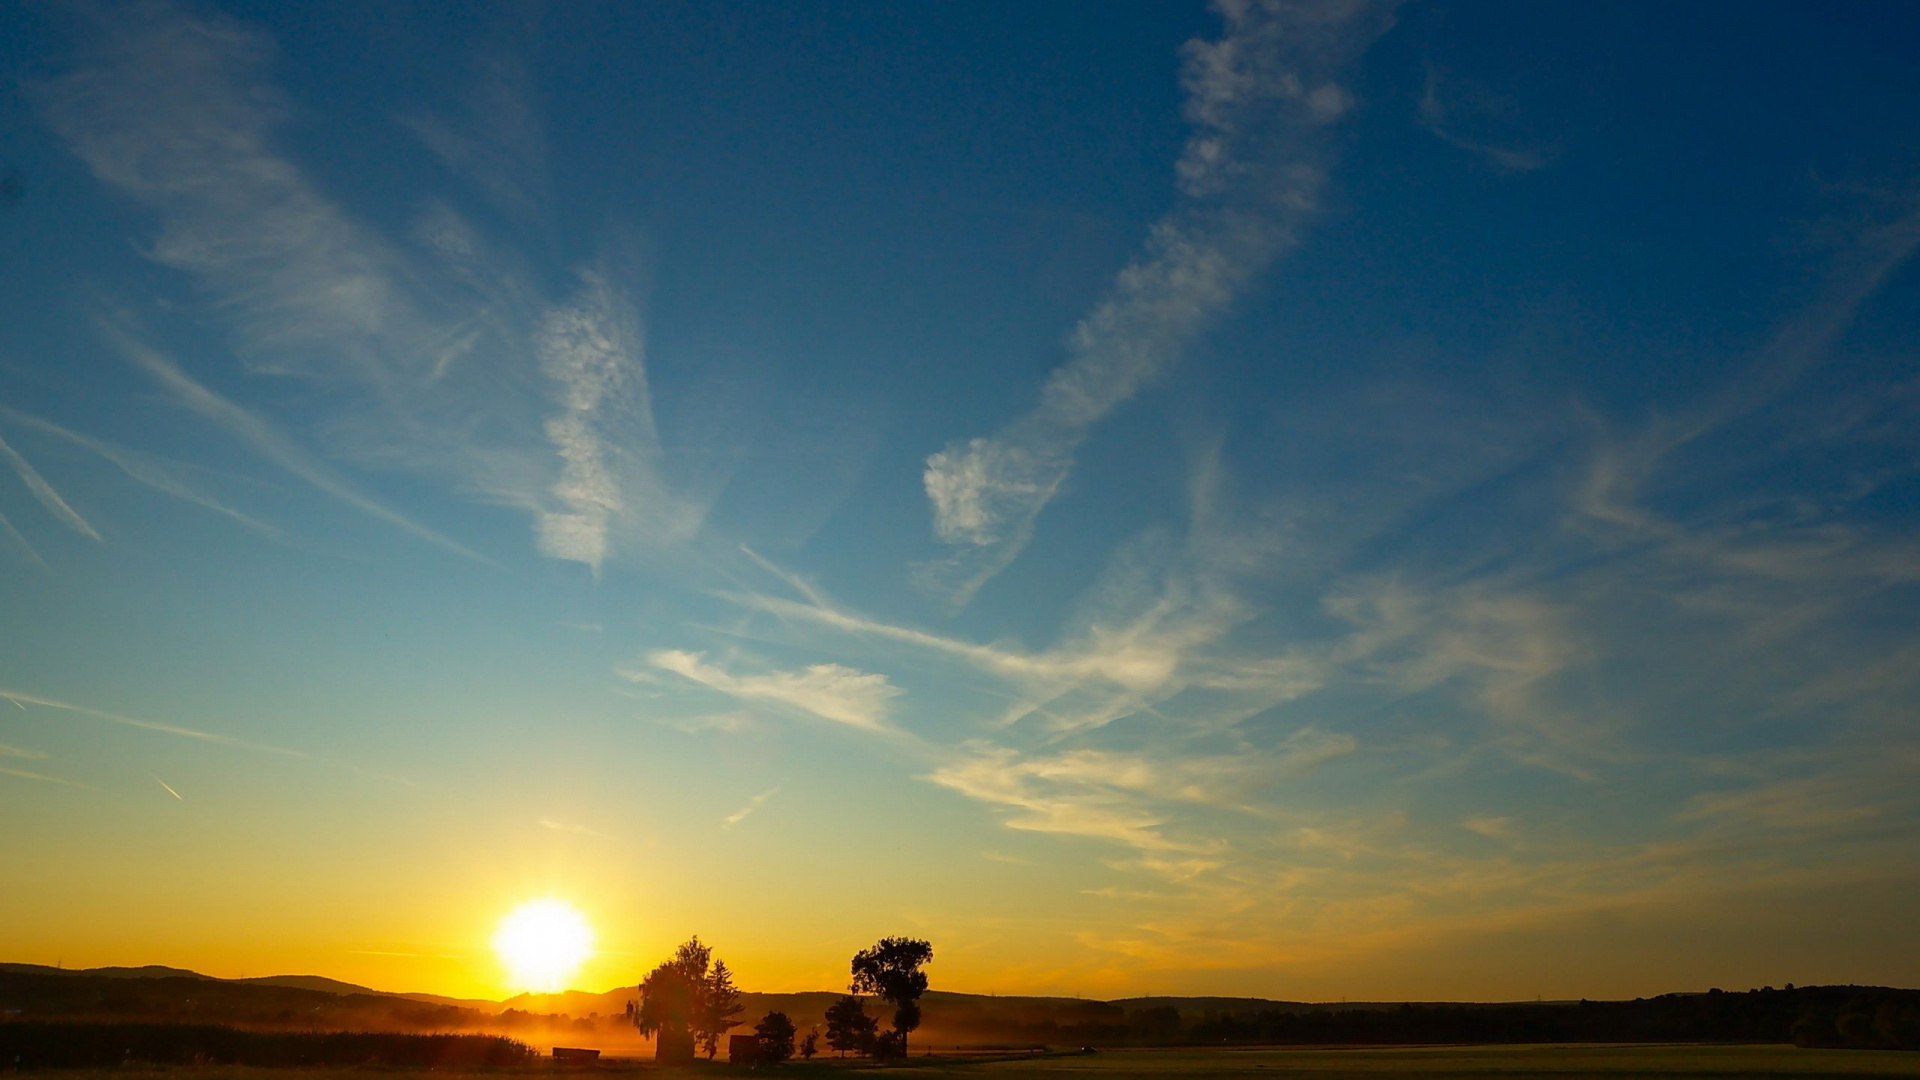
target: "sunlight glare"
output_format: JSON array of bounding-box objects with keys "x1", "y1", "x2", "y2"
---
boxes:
[{"x1": 492, "y1": 899, "x2": 593, "y2": 993}]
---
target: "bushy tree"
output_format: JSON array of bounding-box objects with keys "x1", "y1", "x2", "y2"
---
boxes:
[
  {"x1": 800, "y1": 1028, "x2": 819, "y2": 1060},
  {"x1": 824, "y1": 995, "x2": 877, "y2": 1056},
  {"x1": 754, "y1": 1011, "x2": 797, "y2": 1066},
  {"x1": 850, "y1": 937, "x2": 933, "y2": 1056},
  {"x1": 627, "y1": 936, "x2": 744, "y2": 1062}
]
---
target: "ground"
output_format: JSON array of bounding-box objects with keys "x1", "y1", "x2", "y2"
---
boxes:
[{"x1": 35, "y1": 1045, "x2": 1920, "y2": 1079}]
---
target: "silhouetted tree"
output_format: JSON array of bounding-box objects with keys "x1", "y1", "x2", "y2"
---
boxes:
[
  {"x1": 701, "y1": 959, "x2": 744, "y2": 1058},
  {"x1": 800, "y1": 1028, "x2": 819, "y2": 1060},
  {"x1": 754, "y1": 1011, "x2": 797, "y2": 1065},
  {"x1": 627, "y1": 936, "x2": 743, "y2": 1062},
  {"x1": 824, "y1": 995, "x2": 877, "y2": 1056},
  {"x1": 850, "y1": 937, "x2": 933, "y2": 1056}
]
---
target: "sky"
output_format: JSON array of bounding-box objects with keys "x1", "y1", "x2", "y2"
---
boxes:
[{"x1": 2, "y1": 0, "x2": 1919, "y2": 1004}]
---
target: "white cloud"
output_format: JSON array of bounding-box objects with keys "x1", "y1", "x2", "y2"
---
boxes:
[
  {"x1": 920, "y1": 0, "x2": 1398, "y2": 603},
  {"x1": 535, "y1": 268, "x2": 691, "y2": 572},
  {"x1": 722, "y1": 787, "x2": 779, "y2": 829},
  {"x1": 37, "y1": 1, "x2": 692, "y2": 570},
  {"x1": 928, "y1": 744, "x2": 1190, "y2": 851},
  {"x1": 645, "y1": 651, "x2": 901, "y2": 733},
  {"x1": 927, "y1": 731, "x2": 1353, "y2": 859},
  {"x1": 1462, "y1": 816, "x2": 1515, "y2": 839}
]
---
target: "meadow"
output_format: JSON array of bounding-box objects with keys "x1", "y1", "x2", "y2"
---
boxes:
[{"x1": 27, "y1": 1045, "x2": 1920, "y2": 1080}]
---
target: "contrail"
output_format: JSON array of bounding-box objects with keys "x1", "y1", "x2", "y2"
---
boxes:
[
  {"x1": 0, "y1": 687, "x2": 305, "y2": 757},
  {"x1": 156, "y1": 778, "x2": 183, "y2": 800}
]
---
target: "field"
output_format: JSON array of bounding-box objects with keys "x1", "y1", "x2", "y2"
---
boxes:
[
  {"x1": 907, "y1": 1044, "x2": 1920, "y2": 1078},
  {"x1": 27, "y1": 1045, "x2": 1920, "y2": 1080}
]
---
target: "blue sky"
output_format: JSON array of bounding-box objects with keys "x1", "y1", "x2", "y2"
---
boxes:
[{"x1": 2, "y1": 0, "x2": 1918, "y2": 1000}]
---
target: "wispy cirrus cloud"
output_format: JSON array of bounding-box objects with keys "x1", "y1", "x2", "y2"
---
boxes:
[
  {"x1": 37, "y1": 1, "x2": 692, "y2": 571},
  {"x1": 1, "y1": 688, "x2": 305, "y2": 757},
  {"x1": 538, "y1": 817, "x2": 615, "y2": 840},
  {"x1": 928, "y1": 730, "x2": 1355, "y2": 860},
  {"x1": 401, "y1": 48, "x2": 550, "y2": 219},
  {"x1": 536, "y1": 268, "x2": 695, "y2": 572},
  {"x1": 0, "y1": 406, "x2": 277, "y2": 538},
  {"x1": 920, "y1": 0, "x2": 1400, "y2": 604},
  {"x1": 0, "y1": 428, "x2": 101, "y2": 541},
  {"x1": 643, "y1": 650, "x2": 902, "y2": 734},
  {"x1": 96, "y1": 317, "x2": 491, "y2": 564},
  {"x1": 1, "y1": 765, "x2": 89, "y2": 788},
  {"x1": 728, "y1": 500, "x2": 1324, "y2": 739},
  {"x1": 1416, "y1": 64, "x2": 1549, "y2": 173},
  {"x1": 722, "y1": 787, "x2": 779, "y2": 829},
  {"x1": 0, "y1": 508, "x2": 46, "y2": 566}
]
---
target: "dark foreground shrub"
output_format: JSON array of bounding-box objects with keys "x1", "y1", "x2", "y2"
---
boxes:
[{"x1": 0, "y1": 1021, "x2": 532, "y2": 1069}]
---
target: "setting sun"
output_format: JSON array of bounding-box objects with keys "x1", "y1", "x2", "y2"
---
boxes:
[{"x1": 492, "y1": 900, "x2": 593, "y2": 994}]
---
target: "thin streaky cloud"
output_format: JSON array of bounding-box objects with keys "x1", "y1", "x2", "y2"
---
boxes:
[
  {"x1": 0, "y1": 741, "x2": 50, "y2": 759},
  {"x1": 1, "y1": 765, "x2": 89, "y2": 788},
  {"x1": 0, "y1": 407, "x2": 278, "y2": 538},
  {"x1": 0, "y1": 508, "x2": 47, "y2": 567},
  {"x1": 721, "y1": 787, "x2": 779, "y2": 829},
  {"x1": 645, "y1": 650, "x2": 902, "y2": 734},
  {"x1": 1575, "y1": 201, "x2": 1920, "y2": 549},
  {"x1": 537, "y1": 817, "x2": 615, "y2": 840},
  {"x1": 400, "y1": 47, "x2": 551, "y2": 219},
  {"x1": 156, "y1": 777, "x2": 184, "y2": 800},
  {"x1": 96, "y1": 317, "x2": 494, "y2": 566},
  {"x1": 740, "y1": 544, "x2": 833, "y2": 610},
  {"x1": 1416, "y1": 65, "x2": 1549, "y2": 174},
  {"x1": 0, "y1": 688, "x2": 306, "y2": 757},
  {"x1": 0, "y1": 429, "x2": 101, "y2": 541}
]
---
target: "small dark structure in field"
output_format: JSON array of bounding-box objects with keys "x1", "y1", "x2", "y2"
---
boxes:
[
  {"x1": 552, "y1": 1046, "x2": 601, "y2": 1062},
  {"x1": 728, "y1": 1033, "x2": 760, "y2": 1064}
]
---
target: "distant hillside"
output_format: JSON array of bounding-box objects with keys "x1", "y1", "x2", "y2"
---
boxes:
[
  {"x1": 4, "y1": 962, "x2": 1914, "y2": 1051},
  {"x1": 0, "y1": 964, "x2": 499, "y2": 1016}
]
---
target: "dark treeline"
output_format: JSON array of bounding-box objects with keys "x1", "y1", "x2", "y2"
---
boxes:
[
  {"x1": 943, "y1": 987, "x2": 1920, "y2": 1051},
  {"x1": 0, "y1": 1022, "x2": 530, "y2": 1069}
]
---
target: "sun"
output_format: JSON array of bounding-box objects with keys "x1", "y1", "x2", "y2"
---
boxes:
[{"x1": 493, "y1": 899, "x2": 594, "y2": 993}]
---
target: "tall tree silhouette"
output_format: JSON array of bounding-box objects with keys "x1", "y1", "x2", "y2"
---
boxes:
[
  {"x1": 701, "y1": 959, "x2": 744, "y2": 1058},
  {"x1": 626, "y1": 936, "x2": 743, "y2": 1062},
  {"x1": 850, "y1": 937, "x2": 933, "y2": 1057}
]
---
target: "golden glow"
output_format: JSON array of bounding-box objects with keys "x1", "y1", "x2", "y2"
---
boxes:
[{"x1": 492, "y1": 899, "x2": 594, "y2": 993}]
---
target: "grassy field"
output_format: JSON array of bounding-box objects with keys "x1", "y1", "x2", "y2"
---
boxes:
[
  {"x1": 29, "y1": 1045, "x2": 1920, "y2": 1079},
  {"x1": 896, "y1": 1044, "x2": 1920, "y2": 1078}
]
